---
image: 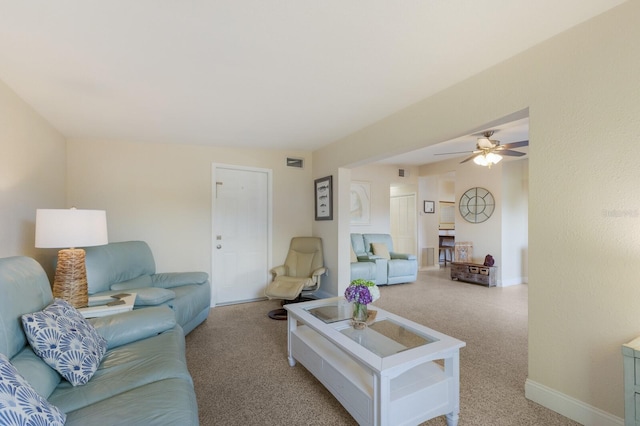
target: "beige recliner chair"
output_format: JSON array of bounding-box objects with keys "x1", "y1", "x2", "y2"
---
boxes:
[{"x1": 265, "y1": 237, "x2": 326, "y2": 320}]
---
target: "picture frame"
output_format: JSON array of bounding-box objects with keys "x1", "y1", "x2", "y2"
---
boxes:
[
  {"x1": 350, "y1": 181, "x2": 371, "y2": 225},
  {"x1": 314, "y1": 176, "x2": 333, "y2": 220},
  {"x1": 424, "y1": 200, "x2": 435, "y2": 214}
]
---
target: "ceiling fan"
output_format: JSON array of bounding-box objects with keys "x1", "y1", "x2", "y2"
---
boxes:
[{"x1": 436, "y1": 130, "x2": 529, "y2": 167}]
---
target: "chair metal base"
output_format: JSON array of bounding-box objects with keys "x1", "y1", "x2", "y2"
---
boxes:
[
  {"x1": 268, "y1": 308, "x2": 288, "y2": 320},
  {"x1": 267, "y1": 296, "x2": 316, "y2": 320}
]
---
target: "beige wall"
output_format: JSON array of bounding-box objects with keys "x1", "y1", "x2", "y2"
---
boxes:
[
  {"x1": 0, "y1": 77, "x2": 66, "y2": 274},
  {"x1": 314, "y1": 1, "x2": 640, "y2": 421},
  {"x1": 66, "y1": 140, "x2": 313, "y2": 281}
]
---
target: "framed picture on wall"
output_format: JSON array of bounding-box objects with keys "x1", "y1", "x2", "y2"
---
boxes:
[
  {"x1": 314, "y1": 176, "x2": 333, "y2": 220},
  {"x1": 424, "y1": 200, "x2": 435, "y2": 214},
  {"x1": 350, "y1": 181, "x2": 371, "y2": 225}
]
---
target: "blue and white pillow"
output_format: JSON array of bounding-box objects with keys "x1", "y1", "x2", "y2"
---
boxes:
[
  {"x1": 0, "y1": 353, "x2": 66, "y2": 425},
  {"x1": 22, "y1": 299, "x2": 107, "y2": 386}
]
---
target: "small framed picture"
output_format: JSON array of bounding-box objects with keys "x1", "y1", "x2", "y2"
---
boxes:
[
  {"x1": 314, "y1": 176, "x2": 333, "y2": 220},
  {"x1": 424, "y1": 200, "x2": 435, "y2": 214}
]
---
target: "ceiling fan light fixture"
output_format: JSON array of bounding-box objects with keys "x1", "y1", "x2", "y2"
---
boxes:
[
  {"x1": 473, "y1": 152, "x2": 502, "y2": 167},
  {"x1": 486, "y1": 152, "x2": 503, "y2": 164},
  {"x1": 473, "y1": 155, "x2": 488, "y2": 166}
]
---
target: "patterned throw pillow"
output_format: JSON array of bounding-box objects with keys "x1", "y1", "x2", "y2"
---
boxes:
[
  {"x1": 0, "y1": 353, "x2": 66, "y2": 425},
  {"x1": 22, "y1": 299, "x2": 107, "y2": 386}
]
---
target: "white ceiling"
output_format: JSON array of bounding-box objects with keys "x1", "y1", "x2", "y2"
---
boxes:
[
  {"x1": 0, "y1": 1, "x2": 626, "y2": 152},
  {"x1": 378, "y1": 116, "x2": 530, "y2": 166}
]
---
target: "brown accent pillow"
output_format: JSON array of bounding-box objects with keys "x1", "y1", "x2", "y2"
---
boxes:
[
  {"x1": 350, "y1": 245, "x2": 358, "y2": 263},
  {"x1": 371, "y1": 243, "x2": 390, "y2": 259}
]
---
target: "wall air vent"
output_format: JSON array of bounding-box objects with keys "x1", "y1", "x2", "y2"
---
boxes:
[
  {"x1": 286, "y1": 157, "x2": 304, "y2": 168},
  {"x1": 398, "y1": 168, "x2": 406, "y2": 177}
]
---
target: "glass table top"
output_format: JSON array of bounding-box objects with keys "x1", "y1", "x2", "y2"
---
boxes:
[{"x1": 305, "y1": 299, "x2": 438, "y2": 358}]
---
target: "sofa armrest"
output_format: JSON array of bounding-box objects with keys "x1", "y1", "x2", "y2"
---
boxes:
[
  {"x1": 89, "y1": 306, "x2": 177, "y2": 349},
  {"x1": 151, "y1": 272, "x2": 209, "y2": 289},
  {"x1": 358, "y1": 255, "x2": 383, "y2": 261},
  {"x1": 390, "y1": 252, "x2": 417, "y2": 261}
]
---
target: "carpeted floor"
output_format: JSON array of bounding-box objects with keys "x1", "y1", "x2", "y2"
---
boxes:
[{"x1": 185, "y1": 267, "x2": 580, "y2": 425}]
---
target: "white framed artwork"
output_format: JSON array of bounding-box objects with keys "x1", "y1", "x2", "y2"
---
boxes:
[{"x1": 350, "y1": 181, "x2": 371, "y2": 225}]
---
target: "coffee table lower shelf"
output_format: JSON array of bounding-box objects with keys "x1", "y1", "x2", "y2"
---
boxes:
[{"x1": 291, "y1": 325, "x2": 457, "y2": 426}]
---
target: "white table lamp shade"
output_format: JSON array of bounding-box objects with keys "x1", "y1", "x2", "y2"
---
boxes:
[
  {"x1": 35, "y1": 208, "x2": 108, "y2": 308},
  {"x1": 36, "y1": 209, "x2": 108, "y2": 248}
]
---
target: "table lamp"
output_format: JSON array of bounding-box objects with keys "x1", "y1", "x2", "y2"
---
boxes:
[{"x1": 35, "y1": 208, "x2": 108, "y2": 308}]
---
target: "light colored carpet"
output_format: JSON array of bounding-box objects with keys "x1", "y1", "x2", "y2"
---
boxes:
[{"x1": 185, "y1": 267, "x2": 580, "y2": 425}]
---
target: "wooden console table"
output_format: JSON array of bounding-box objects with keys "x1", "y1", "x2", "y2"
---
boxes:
[{"x1": 450, "y1": 262, "x2": 497, "y2": 287}]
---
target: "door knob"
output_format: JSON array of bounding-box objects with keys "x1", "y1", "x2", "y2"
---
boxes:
[{"x1": 216, "y1": 245, "x2": 222, "y2": 249}]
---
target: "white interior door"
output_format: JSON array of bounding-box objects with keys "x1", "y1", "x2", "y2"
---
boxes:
[
  {"x1": 390, "y1": 194, "x2": 417, "y2": 255},
  {"x1": 212, "y1": 165, "x2": 271, "y2": 306}
]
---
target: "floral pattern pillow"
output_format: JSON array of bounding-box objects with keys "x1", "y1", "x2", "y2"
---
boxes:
[
  {"x1": 22, "y1": 299, "x2": 107, "y2": 386},
  {"x1": 0, "y1": 353, "x2": 66, "y2": 425}
]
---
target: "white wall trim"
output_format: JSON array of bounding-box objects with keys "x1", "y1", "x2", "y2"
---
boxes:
[
  {"x1": 500, "y1": 276, "x2": 527, "y2": 287},
  {"x1": 525, "y1": 379, "x2": 622, "y2": 426}
]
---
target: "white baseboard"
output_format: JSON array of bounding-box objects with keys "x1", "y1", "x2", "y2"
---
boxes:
[
  {"x1": 499, "y1": 276, "x2": 528, "y2": 287},
  {"x1": 525, "y1": 379, "x2": 622, "y2": 426}
]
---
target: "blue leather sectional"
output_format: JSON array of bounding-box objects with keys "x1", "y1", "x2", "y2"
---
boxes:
[{"x1": 0, "y1": 255, "x2": 200, "y2": 425}]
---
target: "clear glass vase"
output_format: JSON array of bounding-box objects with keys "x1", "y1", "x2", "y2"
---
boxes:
[{"x1": 352, "y1": 302, "x2": 368, "y2": 323}]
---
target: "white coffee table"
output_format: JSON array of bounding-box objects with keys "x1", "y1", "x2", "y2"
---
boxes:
[
  {"x1": 285, "y1": 297, "x2": 465, "y2": 426},
  {"x1": 78, "y1": 293, "x2": 136, "y2": 318}
]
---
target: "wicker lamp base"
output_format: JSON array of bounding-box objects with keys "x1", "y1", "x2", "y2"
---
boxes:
[{"x1": 52, "y1": 248, "x2": 89, "y2": 308}]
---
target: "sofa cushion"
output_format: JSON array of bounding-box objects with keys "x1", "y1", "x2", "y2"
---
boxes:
[
  {"x1": 0, "y1": 353, "x2": 66, "y2": 426},
  {"x1": 134, "y1": 287, "x2": 176, "y2": 306},
  {"x1": 152, "y1": 272, "x2": 209, "y2": 288},
  {"x1": 48, "y1": 326, "x2": 191, "y2": 413},
  {"x1": 10, "y1": 346, "x2": 61, "y2": 399},
  {"x1": 371, "y1": 242, "x2": 391, "y2": 259},
  {"x1": 22, "y1": 299, "x2": 107, "y2": 386},
  {"x1": 90, "y1": 306, "x2": 177, "y2": 350},
  {"x1": 0, "y1": 256, "x2": 54, "y2": 359},
  {"x1": 110, "y1": 274, "x2": 153, "y2": 291},
  {"x1": 63, "y1": 377, "x2": 198, "y2": 426}
]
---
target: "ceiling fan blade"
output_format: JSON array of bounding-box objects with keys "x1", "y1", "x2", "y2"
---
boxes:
[
  {"x1": 499, "y1": 149, "x2": 526, "y2": 157},
  {"x1": 434, "y1": 150, "x2": 475, "y2": 156},
  {"x1": 499, "y1": 140, "x2": 528, "y2": 149},
  {"x1": 460, "y1": 153, "x2": 480, "y2": 163}
]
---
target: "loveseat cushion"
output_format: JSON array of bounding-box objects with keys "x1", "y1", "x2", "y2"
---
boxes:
[
  {"x1": 133, "y1": 287, "x2": 176, "y2": 306},
  {"x1": 84, "y1": 241, "x2": 156, "y2": 294},
  {"x1": 110, "y1": 274, "x2": 153, "y2": 291},
  {"x1": 22, "y1": 299, "x2": 107, "y2": 386},
  {"x1": 166, "y1": 284, "x2": 212, "y2": 328},
  {"x1": 152, "y1": 271, "x2": 209, "y2": 288},
  {"x1": 0, "y1": 353, "x2": 66, "y2": 426}
]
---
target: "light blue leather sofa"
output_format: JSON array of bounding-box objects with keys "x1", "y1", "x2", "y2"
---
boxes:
[
  {"x1": 350, "y1": 233, "x2": 418, "y2": 285},
  {"x1": 83, "y1": 241, "x2": 210, "y2": 335},
  {"x1": 0, "y1": 256, "x2": 199, "y2": 425},
  {"x1": 350, "y1": 234, "x2": 386, "y2": 284}
]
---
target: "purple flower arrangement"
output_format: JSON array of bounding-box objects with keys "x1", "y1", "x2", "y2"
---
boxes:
[{"x1": 344, "y1": 279, "x2": 380, "y2": 305}]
